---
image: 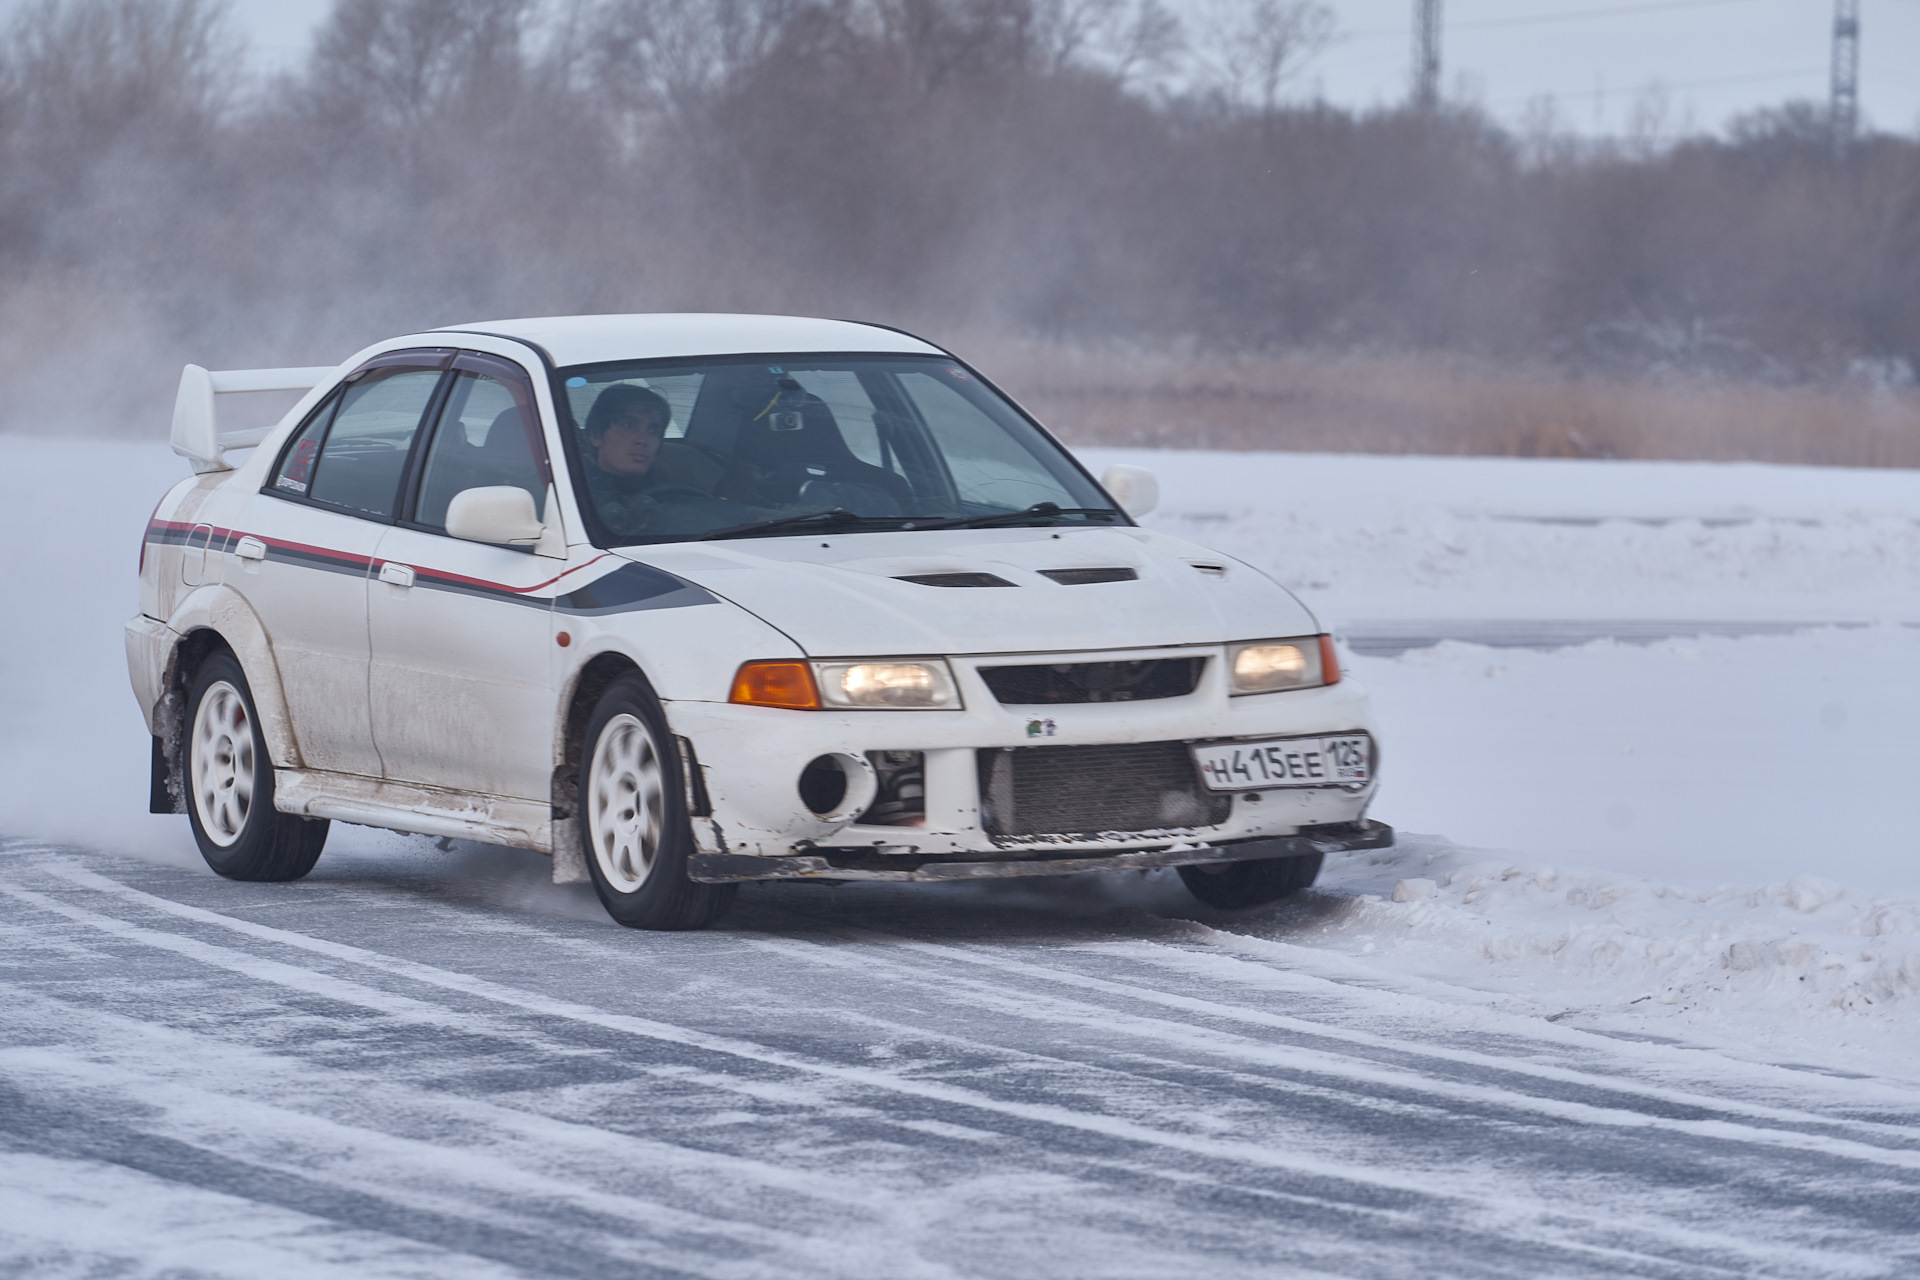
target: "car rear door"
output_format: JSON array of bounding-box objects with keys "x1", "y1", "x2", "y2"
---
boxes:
[
  {"x1": 365, "y1": 351, "x2": 562, "y2": 802},
  {"x1": 239, "y1": 350, "x2": 454, "y2": 777}
]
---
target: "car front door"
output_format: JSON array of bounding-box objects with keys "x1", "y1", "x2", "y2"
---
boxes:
[
  {"x1": 366, "y1": 352, "x2": 562, "y2": 801},
  {"x1": 237, "y1": 351, "x2": 452, "y2": 777}
]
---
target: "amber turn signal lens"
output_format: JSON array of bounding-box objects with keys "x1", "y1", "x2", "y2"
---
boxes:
[
  {"x1": 1318, "y1": 634, "x2": 1341, "y2": 686},
  {"x1": 729, "y1": 660, "x2": 821, "y2": 710}
]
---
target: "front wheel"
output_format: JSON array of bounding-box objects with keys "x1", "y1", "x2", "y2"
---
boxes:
[
  {"x1": 184, "y1": 651, "x2": 328, "y2": 881},
  {"x1": 1177, "y1": 851, "x2": 1323, "y2": 909},
  {"x1": 580, "y1": 674, "x2": 736, "y2": 930}
]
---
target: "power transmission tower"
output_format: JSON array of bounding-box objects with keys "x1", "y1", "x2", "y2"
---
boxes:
[
  {"x1": 1412, "y1": 0, "x2": 1441, "y2": 111},
  {"x1": 1831, "y1": 0, "x2": 1859, "y2": 155}
]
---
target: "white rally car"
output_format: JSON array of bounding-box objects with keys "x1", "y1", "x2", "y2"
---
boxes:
[{"x1": 128, "y1": 314, "x2": 1388, "y2": 929}]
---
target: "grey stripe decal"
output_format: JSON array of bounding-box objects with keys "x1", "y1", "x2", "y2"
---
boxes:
[{"x1": 554, "y1": 562, "x2": 716, "y2": 616}]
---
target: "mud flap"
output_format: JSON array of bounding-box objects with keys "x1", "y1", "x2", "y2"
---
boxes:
[
  {"x1": 149, "y1": 735, "x2": 184, "y2": 815},
  {"x1": 551, "y1": 816, "x2": 590, "y2": 884}
]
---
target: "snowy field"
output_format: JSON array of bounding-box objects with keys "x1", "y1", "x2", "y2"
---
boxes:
[{"x1": 4, "y1": 437, "x2": 1920, "y2": 1276}]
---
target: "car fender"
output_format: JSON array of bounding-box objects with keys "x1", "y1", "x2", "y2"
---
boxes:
[{"x1": 164, "y1": 583, "x2": 303, "y2": 768}]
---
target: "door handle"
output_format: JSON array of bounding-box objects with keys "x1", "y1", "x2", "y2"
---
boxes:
[
  {"x1": 235, "y1": 536, "x2": 266, "y2": 561},
  {"x1": 379, "y1": 562, "x2": 415, "y2": 588}
]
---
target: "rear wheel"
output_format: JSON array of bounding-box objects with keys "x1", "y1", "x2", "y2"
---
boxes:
[
  {"x1": 1178, "y1": 851, "x2": 1323, "y2": 909},
  {"x1": 580, "y1": 674, "x2": 736, "y2": 930},
  {"x1": 184, "y1": 652, "x2": 328, "y2": 881}
]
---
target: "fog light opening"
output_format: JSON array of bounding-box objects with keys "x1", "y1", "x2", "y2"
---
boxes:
[{"x1": 797, "y1": 752, "x2": 879, "y2": 824}]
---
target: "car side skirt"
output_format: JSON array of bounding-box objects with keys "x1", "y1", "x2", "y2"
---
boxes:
[
  {"x1": 687, "y1": 820, "x2": 1392, "y2": 883},
  {"x1": 273, "y1": 769, "x2": 553, "y2": 852}
]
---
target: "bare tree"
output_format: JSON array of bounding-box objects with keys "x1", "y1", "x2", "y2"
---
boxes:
[
  {"x1": 0, "y1": 0, "x2": 235, "y2": 139},
  {"x1": 303, "y1": 0, "x2": 533, "y2": 128},
  {"x1": 1190, "y1": 0, "x2": 1331, "y2": 118},
  {"x1": 1031, "y1": 0, "x2": 1180, "y2": 86},
  {"x1": 582, "y1": 0, "x2": 794, "y2": 124}
]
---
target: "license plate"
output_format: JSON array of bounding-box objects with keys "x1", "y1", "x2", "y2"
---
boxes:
[{"x1": 1191, "y1": 734, "x2": 1372, "y2": 791}]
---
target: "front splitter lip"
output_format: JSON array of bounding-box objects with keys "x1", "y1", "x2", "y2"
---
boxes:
[{"x1": 688, "y1": 820, "x2": 1393, "y2": 883}]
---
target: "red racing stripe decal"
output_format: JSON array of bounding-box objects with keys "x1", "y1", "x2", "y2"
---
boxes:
[
  {"x1": 372, "y1": 552, "x2": 611, "y2": 597},
  {"x1": 145, "y1": 521, "x2": 651, "y2": 606}
]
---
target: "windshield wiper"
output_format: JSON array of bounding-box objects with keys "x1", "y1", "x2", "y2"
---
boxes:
[
  {"x1": 696, "y1": 509, "x2": 910, "y2": 541},
  {"x1": 913, "y1": 503, "x2": 1122, "y2": 531}
]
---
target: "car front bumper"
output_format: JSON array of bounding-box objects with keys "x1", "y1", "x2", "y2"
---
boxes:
[
  {"x1": 667, "y1": 652, "x2": 1383, "y2": 861},
  {"x1": 687, "y1": 819, "x2": 1393, "y2": 883}
]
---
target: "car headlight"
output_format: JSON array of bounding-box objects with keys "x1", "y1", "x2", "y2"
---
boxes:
[
  {"x1": 1227, "y1": 635, "x2": 1340, "y2": 694},
  {"x1": 730, "y1": 659, "x2": 962, "y2": 709},
  {"x1": 816, "y1": 660, "x2": 961, "y2": 708}
]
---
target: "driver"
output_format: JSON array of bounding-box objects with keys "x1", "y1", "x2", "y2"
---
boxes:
[{"x1": 581, "y1": 385, "x2": 677, "y2": 533}]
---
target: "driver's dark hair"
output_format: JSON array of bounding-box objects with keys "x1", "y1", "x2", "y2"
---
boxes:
[{"x1": 584, "y1": 384, "x2": 671, "y2": 440}]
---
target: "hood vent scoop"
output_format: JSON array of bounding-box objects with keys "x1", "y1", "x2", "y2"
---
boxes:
[
  {"x1": 1039, "y1": 567, "x2": 1138, "y2": 585},
  {"x1": 895, "y1": 572, "x2": 1016, "y2": 588}
]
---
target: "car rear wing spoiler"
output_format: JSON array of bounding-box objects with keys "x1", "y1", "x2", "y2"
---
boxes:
[{"x1": 171, "y1": 363, "x2": 339, "y2": 473}]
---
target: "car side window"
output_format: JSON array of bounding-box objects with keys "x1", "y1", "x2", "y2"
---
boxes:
[
  {"x1": 414, "y1": 369, "x2": 546, "y2": 530},
  {"x1": 270, "y1": 391, "x2": 341, "y2": 497},
  {"x1": 304, "y1": 368, "x2": 445, "y2": 520}
]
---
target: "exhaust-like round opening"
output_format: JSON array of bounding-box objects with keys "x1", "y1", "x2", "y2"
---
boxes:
[{"x1": 797, "y1": 752, "x2": 879, "y2": 824}]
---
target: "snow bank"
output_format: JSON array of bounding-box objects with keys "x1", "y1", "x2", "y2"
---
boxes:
[
  {"x1": 1081, "y1": 446, "x2": 1920, "y2": 626},
  {"x1": 1234, "y1": 834, "x2": 1920, "y2": 1074},
  {"x1": 1349, "y1": 629, "x2": 1920, "y2": 894}
]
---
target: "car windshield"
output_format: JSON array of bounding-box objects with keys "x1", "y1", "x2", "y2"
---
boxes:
[{"x1": 553, "y1": 354, "x2": 1120, "y2": 546}]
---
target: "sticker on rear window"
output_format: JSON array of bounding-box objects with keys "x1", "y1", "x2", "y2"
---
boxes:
[
  {"x1": 565, "y1": 376, "x2": 587, "y2": 388},
  {"x1": 947, "y1": 366, "x2": 973, "y2": 381},
  {"x1": 281, "y1": 438, "x2": 319, "y2": 486}
]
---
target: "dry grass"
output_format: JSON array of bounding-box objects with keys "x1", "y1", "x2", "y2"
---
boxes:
[{"x1": 960, "y1": 338, "x2": 1920, "y2": 468}]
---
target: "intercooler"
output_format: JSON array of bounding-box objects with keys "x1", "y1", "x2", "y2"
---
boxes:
[{"x1": 976, "y1": 741, "x2": 1232, "y2": 837}]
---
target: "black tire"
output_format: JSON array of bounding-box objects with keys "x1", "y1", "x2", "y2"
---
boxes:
[
  {"x1": 1177, "y1": 851, "x2": 1324, "y2": 909},
  {"x1": 578, "y1": 673, "x2": 736, "y2": 930},
  {"x1": 183, "y1": 651, "x2": 328, "y2": 881}
]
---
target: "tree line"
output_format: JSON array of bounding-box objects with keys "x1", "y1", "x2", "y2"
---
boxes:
[{"x1": 2, "y1": 0, "x2": 1917, "y2": 433}]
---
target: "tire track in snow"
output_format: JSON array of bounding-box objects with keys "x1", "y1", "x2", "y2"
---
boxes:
[
  {"x1": 0, "y1": 873, "x2": 1480, "y2": 1201},
  {"x1": 0, "y1": 990, "x2": 973, "y2": 1280},
  {"x1": 0, "y1": 1150, "x2": 541, "y2": 1280},
  {"x1": 740, "y1": 911, "x2": 1920, "y2": 1157},
  {"x1": 0, "y1": 865, "x2": 1855, "y2": 1279},
  {"x1": 3, "y1": 859, "x2": 1904, "y2": 1280},
  {"x1": 1, "y1": 884, "x2": 1663, "y2": 1280},
  {"x1": 6, "y1": 851, "x2": 1914, "y2": 1277}
]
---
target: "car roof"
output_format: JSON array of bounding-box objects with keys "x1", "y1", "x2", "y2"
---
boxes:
[{"x1": 430, "y1": 313, "x2": 946, "y2": 367}]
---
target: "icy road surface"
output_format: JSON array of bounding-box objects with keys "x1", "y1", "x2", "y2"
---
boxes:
[
  {"x1": 5, "y1": 837, "x2": 1920, "y2": 1279},
  {"x1": 5, "y1": 439, "x2": 1920, "y2": 1275}
]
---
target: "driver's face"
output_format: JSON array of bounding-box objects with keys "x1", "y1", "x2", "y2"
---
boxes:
[{"x1": 596, "y1": 414, "x2": 665, "y2": 476}]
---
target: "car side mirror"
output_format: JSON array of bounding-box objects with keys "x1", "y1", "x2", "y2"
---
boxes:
[
  {"x1": 1100, "y1": 465, "x2": 1159, "y2": 519},
  {"x1": 445, "y1": 486, "x2": 545, "y2": 546}
]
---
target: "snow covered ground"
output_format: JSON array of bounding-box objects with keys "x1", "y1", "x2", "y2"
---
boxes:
[
  {"x1": 3, "y1": 437, "x2": 1920, "y2": 1275},
  {"x1": 1089, "y1": 445, "x2": 1920, "y2": 1080}
]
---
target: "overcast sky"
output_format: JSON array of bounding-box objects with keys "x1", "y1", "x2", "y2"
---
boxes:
[{"x1": 8, "y1": 0, "x2": 1917, "y2": 137}]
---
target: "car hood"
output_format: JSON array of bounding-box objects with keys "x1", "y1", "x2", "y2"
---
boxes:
[{"x1": 615, "y1": 526, "x2": 1318, "y2": 657}]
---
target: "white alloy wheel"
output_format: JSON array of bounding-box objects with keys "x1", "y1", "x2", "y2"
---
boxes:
[
  {"x1": 587, "y1": 712, "x2": 665, "y2": 892},
  {"x1": 190, "y1": 680, "x2": 254, "y2": 848}
]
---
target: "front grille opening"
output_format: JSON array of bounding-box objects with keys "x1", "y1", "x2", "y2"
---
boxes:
[
  {"x1": 857, "y1": 750, "x2": 925, "y2": 826},
  {"x1": 979, "y1": 657, "x2": 1205, "y2": 705},
  {"x1": 1038, "y1": 567, "x2": 1138, "y2": 585},
  {"x1": 895, "y1": 572, "x2": 1015, "y2": 588},
  {"x1": 977, "y1": 741, "x2": 1231, "y2": 837}
]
